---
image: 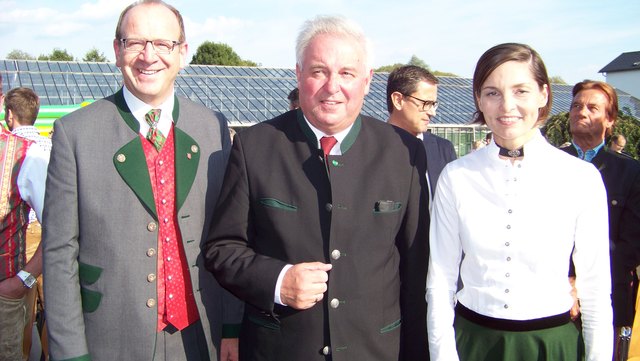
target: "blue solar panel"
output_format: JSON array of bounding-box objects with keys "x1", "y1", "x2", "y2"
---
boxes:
[{"x1": 1, "y1": 60, "x2": 639, "y2": 127}]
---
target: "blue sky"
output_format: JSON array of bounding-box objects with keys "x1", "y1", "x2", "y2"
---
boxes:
[{"x1": 1, "y1": 0, "x2": 638, "y2": 85}]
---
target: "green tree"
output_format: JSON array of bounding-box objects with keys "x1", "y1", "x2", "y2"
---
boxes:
[
  {"x1": 408, "y1": 55, "x2": 431, "y2": 71},
  {"x1": 374, "y1": 55, "x2": 459, "y2": 77},
  {"x1": 550, "y1": 76, "x2": 567, "y2": 84},
  {"x1": 38, "y1": 48, "x2": 74, "y2": 61},
  {"x1": 190, "y1": 41, "x2": 258, "y2": 66},
  {"x1": 83, "y1": 48, "x2": 109, "y2": 62},
  {"x1": 6, "y1": 49, "x2": 35, "y2": 60},
  {"x1": 542, "y1": 111, "x2": 640, "y2": 159},
  {"x1": 374, "y1": 63, "x2": 405, "y2": 72}
]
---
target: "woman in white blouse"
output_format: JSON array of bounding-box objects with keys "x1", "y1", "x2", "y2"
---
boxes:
[{"x1": 426, "y1": 43, "x2": 613, "y2": 361}]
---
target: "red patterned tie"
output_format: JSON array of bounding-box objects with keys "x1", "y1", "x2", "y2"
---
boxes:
[
  {"x1": 320, "y1": 136, "x2": 337, "y2": 172},
  {"x1": 145, "y1": 109, "x2": 165, "y2": 151}
]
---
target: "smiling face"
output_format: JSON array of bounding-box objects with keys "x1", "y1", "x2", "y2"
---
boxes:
[
  {"x1": 296, "y1": 33, "x2": 372, "y2": 135},
  {"x1": 113, "y1": 3, "x2": 187, "y2": 106},
  {"x1": 477, "y1": 60, "x2": 548, "y2": 149}
]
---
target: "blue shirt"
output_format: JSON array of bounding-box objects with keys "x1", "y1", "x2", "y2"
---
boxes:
[{"x1": 572, "y1": 141, "x2": 605, "y2": 163}]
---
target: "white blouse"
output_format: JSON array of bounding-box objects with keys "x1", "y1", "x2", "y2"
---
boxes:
[{"x1": 426, "y1": 130, "x2": 613, "y2": 360}]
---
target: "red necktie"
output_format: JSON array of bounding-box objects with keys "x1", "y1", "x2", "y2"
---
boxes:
[
  {"x1": 320, "y1": 136, "x2": 337, "y2": 172},
  {"x1": 145, "y1": 109, "x2": 165, "y2": 151},
  {"x1": 320, "y1": 136, "x2": 337, "y2": 156}
]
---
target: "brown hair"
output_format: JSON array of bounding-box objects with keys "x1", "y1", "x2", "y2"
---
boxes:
[
  {"x1": 572, "y1": 80, "x2": 618, "y2": 130},
  {"x1": 4, "y1": 87, "x2": 40, "y2": 125},
  {"x1": 386, "y1": 65, "x2": 439, "y2": 114},
  {"x1": 472, "y1": 43, "x2": 552, "y2": 126},
  {"x1": 115, "y1": 0, "x2": 186, "y2": 43}
]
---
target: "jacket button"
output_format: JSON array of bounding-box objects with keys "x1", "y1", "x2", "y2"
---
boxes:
[
  {"x1": 612, "y1": 200, "x2": 618, "y2": 206},
  {"x1": 147, "y1": 222, "x2": 157, "y2": 232},
  {"x1": 322, "y1": 346, "x2": 331, "y2": 355},
  {"x1": 191, "y1": 145, "x2": 199, "y2": 153},
  {"x1": 146, "y1": 298, "x2": 156, "y2": 308},
  {"x1": 147, "y1": 273, "x2": 156, "y2": 282},
  {"x1": 325, "y1": 203, "x2": 333, "y2": 212},
  {"x1": 116, "y1": 154, "x2": 126, "y2": 163},
  {"x1": 331, "y1": 249, "x2": 341, "y2": 260},
  {"x1": 147, "y1": 248, "x2": 156, "y2": 257},
  {"x1": 330, "y1": 298, "x2": 340, "y2": 309}
]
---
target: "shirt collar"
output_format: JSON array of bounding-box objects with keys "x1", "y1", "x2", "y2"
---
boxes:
[
  {"x1": 571, "y1": 140, "x2": 605, "y2": 163},
  {"x1": 485, "y1": 128, "x2": 546, "y2": 164},
  {"x1": 122, "y1": 86, "x2": 174, "y2": 137},
  {"x1": 303, "y1": 116, "x2": 354, "y2": 156}
]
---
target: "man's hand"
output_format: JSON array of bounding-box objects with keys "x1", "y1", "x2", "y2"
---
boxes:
[
  {"x1": 0, "y1": 275, "x2": 28, "y2": 299},
  {"x1": 569, "y1": 276, "x2": 581, "y2": 320},
  {"x1": 281, "y1": 262, "x2": 332, "y2": 310},
  {"x1": 220, "y1": 337, "x2": 239, "y2": 361}
]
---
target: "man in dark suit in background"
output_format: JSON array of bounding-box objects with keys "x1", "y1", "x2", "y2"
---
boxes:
[
  {"x1": 564, "y1": 80, "x2": 640, "y2": 356},
  {"x1": 204, "y1": 15, "x2": 429, "y2": 361},
  {"x1": 386, "y1": 65, "x2": 457, "y2": 199}
]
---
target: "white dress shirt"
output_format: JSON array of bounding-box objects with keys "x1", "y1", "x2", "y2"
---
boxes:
[
  {"x1": 16, "y1": 139, "x2": 49, "y2": 221},
  {"x1": 426, "y1": 130, "x2": 613, "y2": 360},
  {"x1": 122, "y1": 86, "x2": 174, "y2": 138}
]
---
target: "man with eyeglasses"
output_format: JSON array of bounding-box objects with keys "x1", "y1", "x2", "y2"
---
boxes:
[
  {"x1": 42, "y1": 1, "x2": 241, "y2": 360},
  {"x1": 386, "y1": 65, "x2": 457, "y2": 200}
]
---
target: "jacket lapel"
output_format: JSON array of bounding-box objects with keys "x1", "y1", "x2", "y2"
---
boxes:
[
  {"x1": 173, "y1": 127, "x2": 200, "y2": 212},
  {"x1": 112, "y1": 89, "x2": 157, "y2": 218},
  {"x1": 112, "y1": 92, "x2": 198, "y2": 214}
]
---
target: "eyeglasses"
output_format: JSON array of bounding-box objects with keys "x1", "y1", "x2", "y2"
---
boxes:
[
  {"x1": 402, "y1": 94, "x2": 439, "y2": 112},
  {"x1": 119, "y1": 39, "x2": 182, "y2": 54}
]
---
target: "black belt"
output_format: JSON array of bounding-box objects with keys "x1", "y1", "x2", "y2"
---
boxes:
[{"x1": 455, "y1": 302, "x2": 571, "y2": 332}]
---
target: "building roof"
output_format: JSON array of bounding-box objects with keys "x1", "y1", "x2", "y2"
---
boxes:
[
  {"x1": 599, "y1": 51, "x2": 640, "y2": 73},
  {"x1": 2, "y1": 59, "x2": 640, "y2": 127}
]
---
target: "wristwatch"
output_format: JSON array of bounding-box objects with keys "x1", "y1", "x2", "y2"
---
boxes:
[{"x1": 17, "y1": 270, "x2": 36, "y2": 288}]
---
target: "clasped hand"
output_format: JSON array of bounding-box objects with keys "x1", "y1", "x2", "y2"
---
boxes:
[{"x1": 280, "y1": 262, "x2": 332, "y2": 310}]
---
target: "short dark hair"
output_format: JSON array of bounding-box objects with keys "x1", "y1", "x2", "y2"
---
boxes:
[
  {"x1": 288, "y1": 87, "x2": 299, "y2": 103},
  {"x1": 4, "y1": 87, "x2": 40, "y2": 125},
  {"x1": 572, "y1": 80, "x2": 618, "y2": 132},
  {"x1": 386, "y1": 65, "x2": 439, "y2": 114},
  {"x1": 472, "y1": 43, "x2": 552, "y2": 126},
  {"x1": 115, "y1": 0, "x2": 186, "y2": 43}
]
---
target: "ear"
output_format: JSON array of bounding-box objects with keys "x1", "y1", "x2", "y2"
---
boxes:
[
  {"x1": 537, "y1": 83, "x2": 549, "y2": 108},
  {"x1": 113, "y1": 39, "x2": 123, "y2": 68},
  {"x1": 391, "y1": 92, "x2": 404, "y2": 111},
  {"x1": 363, "y1": 68, "x2": 373, "y2": 95},
  {"x1": 179, "y1": 42, "x2": 189, "y2": 69}
]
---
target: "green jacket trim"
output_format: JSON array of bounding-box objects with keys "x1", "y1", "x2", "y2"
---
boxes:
[
  {"x1": 51, "y1": 354, "x2": 92, "y2": 361},
  {"x1": 380, "y1": 318, "x2": 401, "y2": 333},
  {"x1": 113, "y1": 89, "x2": 197, "y2": 216},
  {"x1": 173, "y1": 127, "x2": 200, "y2": 211},
  {"x1": 78, "y1": 262, "x2": 103, "y2": 285},
  {"x1": 259, "y1": 198, "x2": 298, "y2": 211},
  {"x1": 113, "y1": 139, "x2": 157, "y2": 218},
  {"x1": 295, "y1": 109, "x2": 361, "y2": 155},
  {"x1": 222, "y1": 323, "x2": 242, "y2": 338},
  {"x1": 80, "y1": 287, "x2": 102, "y2": 313}
]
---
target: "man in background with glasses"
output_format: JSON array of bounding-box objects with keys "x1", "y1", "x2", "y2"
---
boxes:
[
  {"x1": 42, "y1": 1, "x2": 241, "y2": 360},
  {"x1": 386, "y1": 65, "x2": 457, "y2": 200}
]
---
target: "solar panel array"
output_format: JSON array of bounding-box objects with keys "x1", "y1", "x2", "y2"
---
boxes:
[{"x1": 2, "y1": 60, "x2": 639, "y2": 127}]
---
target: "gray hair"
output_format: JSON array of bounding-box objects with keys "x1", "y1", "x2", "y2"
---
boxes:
[{"x1": 295, "y1": 15, "x2": 372, "y2": 70}]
